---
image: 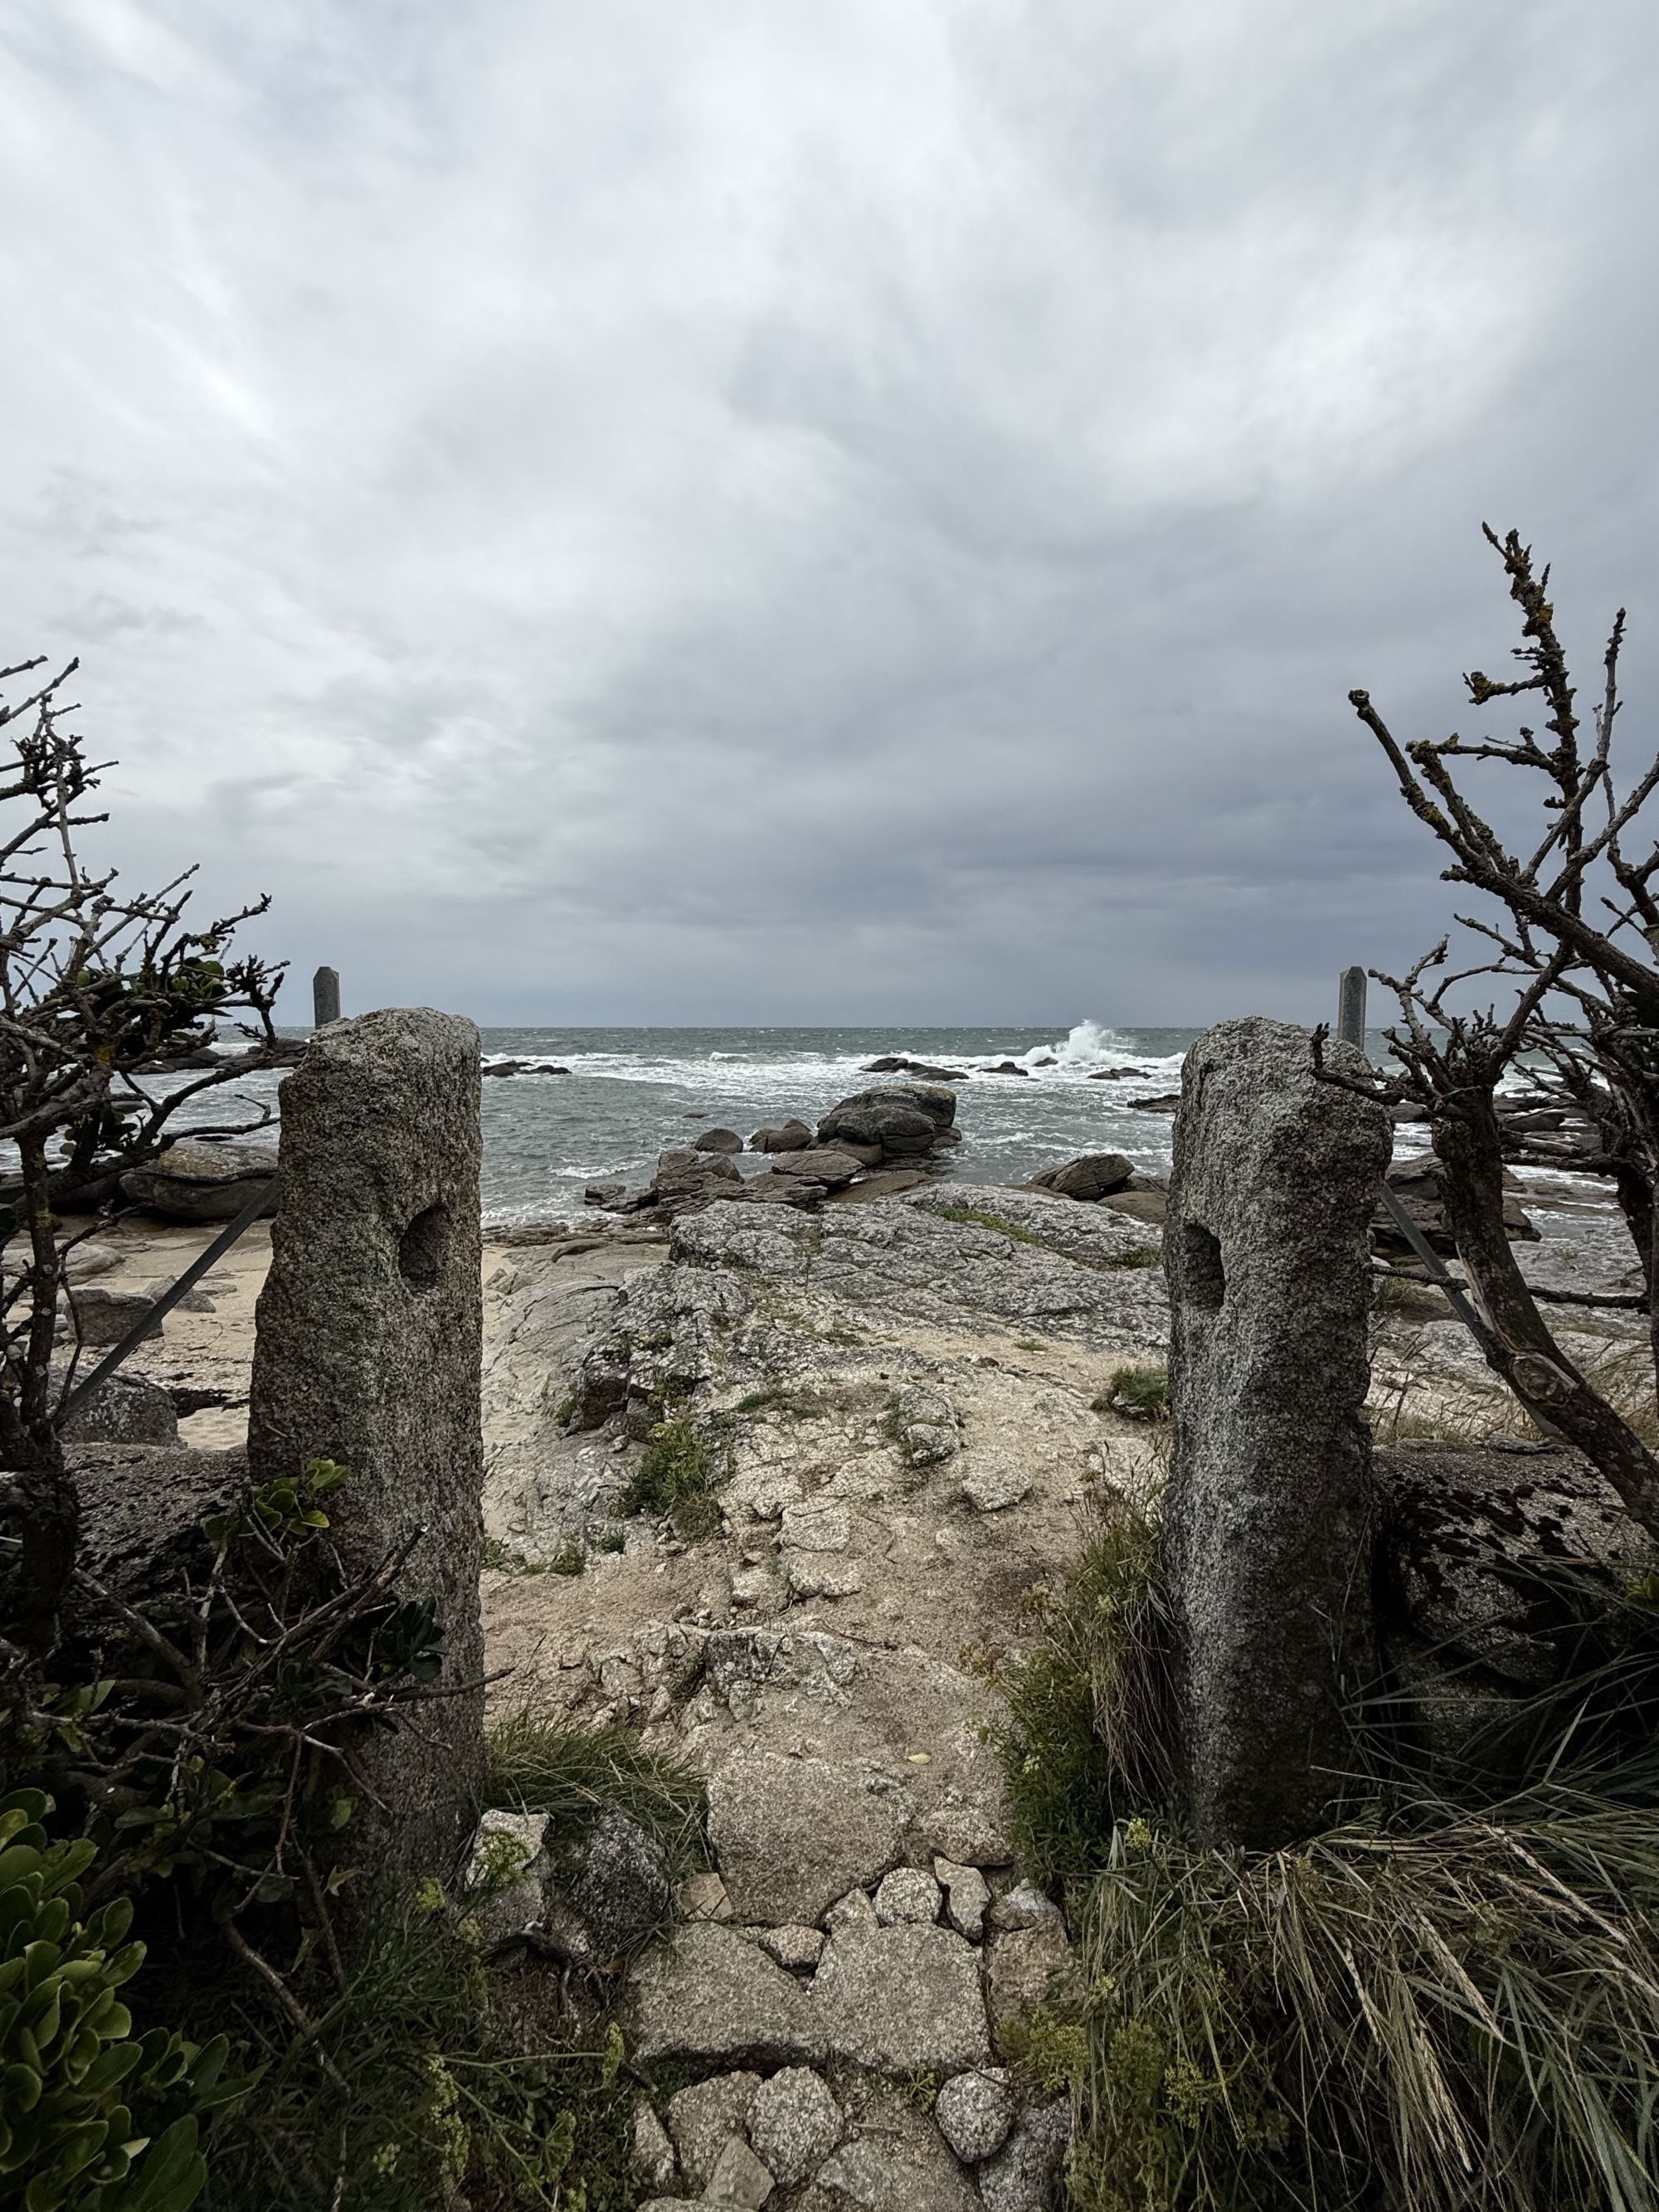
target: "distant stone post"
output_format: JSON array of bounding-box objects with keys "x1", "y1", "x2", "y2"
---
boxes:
[
  {"x1": 1336, "y1": 965, "x2": 1368, "y2": 1051},
  {"x1": 1162, "y1": 1016, "x2": 1391, "y2": 1850},
  {"x1": 312, "y1": 965, "x2": 342, "y2": 1028},
  {"x1": 248, "y1": 1009, "x2": 484, "y2": 1874}
]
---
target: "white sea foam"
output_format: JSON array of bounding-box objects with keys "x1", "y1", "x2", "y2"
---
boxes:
[{"x1": 1052, "y1": 1018, "x2": 1135, "y2": 1063}]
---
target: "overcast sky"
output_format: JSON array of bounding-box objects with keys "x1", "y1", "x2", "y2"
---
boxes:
[{"x1": 2, "y1": 2, "x2": 1656, "y2": 1028}]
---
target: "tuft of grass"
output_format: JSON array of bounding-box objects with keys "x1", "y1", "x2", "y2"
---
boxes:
[
  {"x1": 938, "y1": 1203, "x2": 1048, "y2": 1247},
  {"x1": 547, "y1": 1541, "x2": 585, "y2": 1577},
  {"x1": 617, "y1": 1415, "x2": 713, "y2": 1520},
  {"x1": 202, "y1": 1884, "x2": 635, "y2": 2212},
  {"x1": 1374, "y1": 1270, "x2": 1454, "y2": 1321},
  {"x1": 1107, "y1": 1245, "x2": 1163, "y2": 1271},
  {"x1": 1072, "y1": 1785, "x2": 1659, "y2": 2212},
  {"x1": 1579, "y1": 1336, "x2": 1659, "y2": 1451},
  {"x1": 484, "y1": 1714, "x2": 707, "y2": 1879},
  {"x1": 990, "y1": 1495, "x2": 1177, "y2": 1883},
  {"x1": 999, "y1": 1489, "x2": 1659, "y2": 2212},
  {"x1": 594, "y1": 1526, "x2": 626, "y2": 1555},
  {"x1": 1094, "y1": 1364, "x2": 1170, "y2": 1421}
]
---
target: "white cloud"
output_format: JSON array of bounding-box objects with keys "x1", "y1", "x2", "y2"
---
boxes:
[{"x1": 2, "y1": 0, "x2": 1655, "y2": 1020}]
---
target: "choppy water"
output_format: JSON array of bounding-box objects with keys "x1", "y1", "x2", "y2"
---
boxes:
[
  {"x1": 159, "y1": 1017, "x2": 1201, "y2": 1223},
  {"x1": 79, "y1": 1014, "x2": 1565, "y2": 1229},
  {"x1": 472, "y1": 1018, "x2": 1204, "y2": 1225}
]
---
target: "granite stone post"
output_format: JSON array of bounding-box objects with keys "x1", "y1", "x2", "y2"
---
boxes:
[
  {"x1": 1162, "y1": 1016, "x2": 1391, "y2": 1850},
  {"x1": 1336, "y1": 965, "x2": 1368, "y2": 1051},
  {"x1": 312, "y1": 965, "x2": 342, "y2": 1027},
  {"x1": 248, "y1": 1008, "x2": 484, "y2": 1874}
]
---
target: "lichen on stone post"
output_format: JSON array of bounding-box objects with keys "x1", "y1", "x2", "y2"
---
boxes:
[
  {"x1": 248, "y1": 1007, "x2": 484, "y2": 1874},
  {"x1": 1162, "y1": 1015, "x2": 1391, "y2": 1850}
]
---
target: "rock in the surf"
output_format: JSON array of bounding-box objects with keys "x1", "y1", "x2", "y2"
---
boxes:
[
  {"x1": 1030, "y1": 1152, "x2": 1134, "y2": 1202},
  {"x1": 818, "y1": 1086, "x2": 956, "y2": 1157},
  {"x1": 751, "y1": 1121, "x2": 813, "y2": 1152}
]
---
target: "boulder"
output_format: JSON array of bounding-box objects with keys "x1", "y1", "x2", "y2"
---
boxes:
[
  {"x1": 760, "y1": 1924, "x2": 825, "y2": 1970},
  {"x1": 655, "y1": 1148, "x2": 743, "y2": 1200},
  {"x1": 985, "y1": 1920, "x2": 1073, "y2": 2054},
  {"x1": 935, "y1": 2068, "x2": 1016, "y2": 2162},
  {"x1": 1373, "y1": 1152, "x2": 1538, "y2": 1254},
  {"x1": 861, "y1": 1057, "x2": 969, "y2": 1082},
  {"x1": 705, "y1": 2137, "x2": 774, "y2": 2208},
  {"x1": 811, "y1": 2119, "x2": 981, "y2": 2212},
  {"x1": 1375, "y1": 1439, "x2": 1659, "y2": 1765},
  {"x1": 57, "y1": 1371, "x2": 180, "y2": 1447},
  {"x1": 119, "y1": 1139, "x2": 279, "y2": 1223},
  {"x1": 893, "y1": 1383, "x2": 958, "y2": 1466},
  {"x1": 741, "y1": 1173, "x2": 827, "y2": 1208},
  {"x1": 583, "y1": 1181, "x2": 626, "y2": 1208},
  {"x1": 1126, "y1": 1093, "x2": 1181, "y2": 1113},
  {"x1": 977, "y1": 2103, "x2": 1070, "y2": 2212},
  {"x1": 825, "y1": 1169, "x2": 933, "y2": 1204},
  {"x1": 823, "y1": 1886, "x2": 880, "y2": 1938},
  {"x1": 982, "y1": 1062, "x2": 1031, "y2": 1077},
  {"x1": 1099, "y1": 1189, "x2": 1168, "y2": 1227},
  {"x1": 708, "y1": 1749, "x2": 908, "y2": 1923},
  {"x1": 934, "y1": 1858, "x2": 990, "y2": 1942},
  {"x1": 986, "y1": 1879, "x2": 1060, "y2": 1932},
  {"x1": 60, "y1": 1442, "x2": 238, "y2": 1652},
  {"x1": 665, "y1": 2073, "x2": 761, "y2": 2194},
  {"x1": 625, "y1": 1927, "x2": 823, "y2": 2067},
  {"x1": 465, "y1": 1809, "x2": 552, "y2": 1946},
  {"x1": 694, "y1": 1128, "x2": 746, "y2": 1155},
  {"x1": 818, "y1": 1087, "x2": 956, "y2": 1157},
  {"x1": 813, "y1": 1923, "x2": 992, "y2": 2073},
  {"x1": 961, "y1": 1461, "x2": 1031, "y2": 1513},
  {"x1": 765, "y1": 1150, "x2": 867, "y2": 1188},
  {"x1": 631, "y1": 2101, "x2": 679, "y2": 2193},
  {"x1": 1030, "y1": 1153, "x2": 1134, "y2": 1202},
  {"x1": 872, "y1": 1866, "x2": 941, "y2": 1925},
  {"x1": 751, "y1": 1121, "x2": 813, "y2": 1152},
  {"x1": 66, "y1": 1285, "x2": 162, "y2": 1348},
  {"x1": 747, "y1": 2068, "x2": 842, "y2": 2185},
  {"x1": 61, "y1": 1242, "x2": 121, "y2": 1282},
  {"x1": 561, "y1": 1809, "x2": 672, "y2": 1957}
]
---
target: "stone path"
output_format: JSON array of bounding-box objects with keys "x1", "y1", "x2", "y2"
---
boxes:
[{"x1": 477, "y1": 1188, "x2": 1172, "y2": 2208}]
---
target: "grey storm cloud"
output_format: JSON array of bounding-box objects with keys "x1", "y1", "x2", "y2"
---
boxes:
[{"x1": 2, "y1": 0, "x2": 1657, "y2": 1026}]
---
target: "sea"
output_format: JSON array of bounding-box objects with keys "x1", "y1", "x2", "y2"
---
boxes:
[{"x1": 163, "y1": 1017, "x2": 1401, "y2": 1228}]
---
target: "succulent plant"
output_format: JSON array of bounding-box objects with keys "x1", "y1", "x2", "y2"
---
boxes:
[{"x1": 0, "y1": 1789, "x2": 239, "y2": 2211}]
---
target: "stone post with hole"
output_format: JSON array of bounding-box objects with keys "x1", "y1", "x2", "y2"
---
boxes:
[
  {"x1": 248, "y1": 1008, "x2": 484, "y2": 1874},
  {"x1": 1162, "y1": 1015, "x2": 1391, "y2": 1850}
]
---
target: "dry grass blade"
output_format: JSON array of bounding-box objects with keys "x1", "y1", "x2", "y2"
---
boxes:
[{"x1": 1073, "y1": 1792, "x2": 1659, "y2": 2212}]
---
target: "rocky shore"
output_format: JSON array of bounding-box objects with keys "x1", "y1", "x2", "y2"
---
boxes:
[{"x1": 50, "y1": 1084, "x2": 1652, "y2": 2211}]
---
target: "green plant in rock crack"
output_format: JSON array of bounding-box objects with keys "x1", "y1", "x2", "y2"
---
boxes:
[
  {"x1": 1092, "y1": 1364, "x2": 1169, "y2": 1421},
  {"x1": 618, "y1": 1416, "x2": 719, "y2": 1535},
  {"x1": 0, "y1": 1789, "x2": 247, "y2": 2212}
]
